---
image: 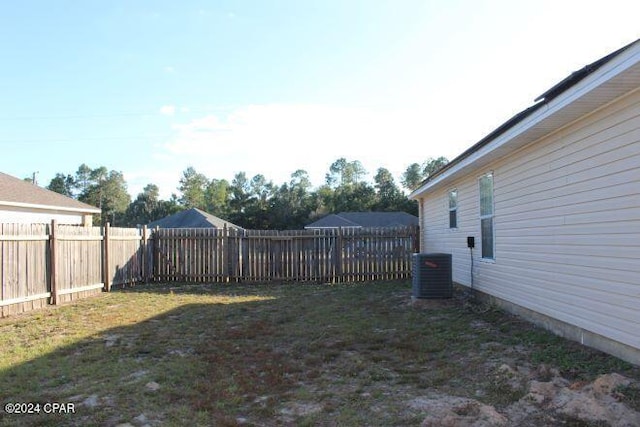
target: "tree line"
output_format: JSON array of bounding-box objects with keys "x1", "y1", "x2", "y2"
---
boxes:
[{"x1": 44, "y1": 157, "x2": 448, "y2": 229}]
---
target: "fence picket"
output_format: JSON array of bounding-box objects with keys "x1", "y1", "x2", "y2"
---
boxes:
[
  {"x1": 146, "y1": 226, "x2": 417, "y2": 284},
  {"x1": 1, "y1": 223, "x2": 418, "y2": 316}
]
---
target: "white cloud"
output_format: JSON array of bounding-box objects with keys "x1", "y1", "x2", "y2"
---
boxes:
[
  {"x1": 164, "y1": 66, "x2": 175, "y2": 73},
  {"x1": 159, "y1": 105, "x2": 176, "y2": 116},
  {"x1": 125, "y1": 166, "x2": 182, "y2": 200},
  {"x1": 159, "y1": 103, "x2": 471, "y2": 193}
]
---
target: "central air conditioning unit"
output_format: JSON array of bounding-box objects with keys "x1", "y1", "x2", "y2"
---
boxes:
[{"x1": 412, "y1": 253, "x2": 453, "y2": 299}]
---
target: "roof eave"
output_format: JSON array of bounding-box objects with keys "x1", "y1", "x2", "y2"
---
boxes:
[
  {"x1": 410, "y1": 39, "x2": 640, "y2": 200},
  {"x1": 0, "y1": 200, "x2": 101, "y2": 214}
]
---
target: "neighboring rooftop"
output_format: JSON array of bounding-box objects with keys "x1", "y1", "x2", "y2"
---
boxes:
[
  {"x1": 147, "y1": 208, "x2": 243, "y2": 230},
  {"x1": 0, "y1": 171, "x2": 100, "y2": 213},
  {"x1": 305, "y1": 212, "x2": 419, "y2": 229}
]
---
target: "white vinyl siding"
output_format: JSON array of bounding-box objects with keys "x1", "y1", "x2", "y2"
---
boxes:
[
  {"x1": 0, "y1": 206, "x2": 86, "y2": 225},
  {"x1": 420, "y1": 180, "x2": 478, "y2": 287},
  {"x1": 419, "y1": 87, "x2": 640, "y2": 352}
]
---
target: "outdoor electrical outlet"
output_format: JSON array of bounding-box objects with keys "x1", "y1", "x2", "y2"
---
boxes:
[{"x1": 467, "y1": 236, "x2": 475, "y2": 248}]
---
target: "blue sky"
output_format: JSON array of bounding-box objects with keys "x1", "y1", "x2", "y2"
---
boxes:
[{"x1": 2, "y1": 0, "x2": 639, "y2": 199}]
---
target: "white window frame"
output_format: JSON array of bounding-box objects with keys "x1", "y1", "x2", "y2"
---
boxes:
[
  {"x1": 448, "y1": 188, "x2": 458, "y2": 229},
  {"x1": 479, "y1": 172, "x2": 495, "y2": 260}
]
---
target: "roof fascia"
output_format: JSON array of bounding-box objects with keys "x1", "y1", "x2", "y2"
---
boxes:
[
  {"x1": 0, "y1": 200, "x2": 101, "y2": 214},
  {"x1": 409, "y1": 40, "x2": 640, "y2": 199}
]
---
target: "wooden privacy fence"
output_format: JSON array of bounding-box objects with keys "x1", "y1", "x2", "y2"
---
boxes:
[
  {"x1": 0, "y1": 221, "x2": 146, "y2": 316},
  {"x1": 0, "y1": 222, "x2": 418, "y2": 316},
  {"x1": 153, "y1": 227, "x2": 419, "y2": 283}
]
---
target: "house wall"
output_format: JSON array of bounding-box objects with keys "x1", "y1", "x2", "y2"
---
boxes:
[
  {"x1": 0, "y1": 205, "x2": 89, "y2": 225},
  {"x1": 418, "y1": 87, "x2": 640, "y2": 362}
]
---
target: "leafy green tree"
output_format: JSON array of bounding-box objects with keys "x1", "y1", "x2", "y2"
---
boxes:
[
  {"x1": 326, "y1": 158, "x2": 346, "y2": 187},
  {"x1": 243, "y1": 174, "x2": 276, "y2": 229},
  {"x1": 78, "y1": 169, "x2": 131, "y2": 226},
  {"x1": 250, "y1": 174, "x2": 273, "y2": 202},
  {"x1": 313, "y1": 184, "x2": 334, "y2": 218},
  {"x1": 74, "y1": 164, "x2": 93, "y2": 195},
  {"x1": 47, "y1": 173, "x2": 75, "y2": 197},
  {"x1": 290, "y1": 169, "x2": 312, "y2": 190},
  {"x1": 319, "y1": 182, "x2": 376, "y2": 213},
  {"x1": 320, "y1": 158, "x2": 375, "y2": 213},
  {"x1": 49, "y1": 157, "x2": 445, "y2": 229},
  {"x1": 125, "y1": 184, "x2": 161, "y2": 226},
  {"x1": 269, "y1": 170, "x2": 318, "y2": 229},
  {"x1": 228, "y1": 172, "x2": 251, "y2": 219},
  {"x1": 90, "y1": 166, "x2": 108, "y2": 184},
  {"x1": 205, "y1": 178, "x2": 231, "y2": 218},
  {"x1": 178, "y1": 167, "x2": 209, "y2": 209},
  {"x1": 373, "y1": 167, "x2": 406, "y2": 211},
  {"x1": 401, "y1": 163, "x2": 423, "y2": 191},
  {"x1": 326, "y1": 158, "x2": 367, "y2": 188},
  {"x1": 401, "y1": 157, "x2": 449, "y2": 191},
  {"x1": 422, "y1": 156, "x2": 449, "y2": 178},
  {"x1": 340, "y1": 183, "x2": 376, "y2": 212}
]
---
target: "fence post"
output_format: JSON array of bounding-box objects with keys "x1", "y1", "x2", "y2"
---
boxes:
[
  {"x1": 241, "y1": 228, "x2": 248, "y2": 282},
  {"x1": 223, "y1": 224, "x2": 230, "y2": 282},
  {"x1": 49, "y1": 220, "x2": 58, "y2": 305},
  {"x1": 142, "y1": 225, "x2": 149, "y2": 283},
  {"x1": 153, "y1": 226, "x2": 160, "y2": 283},
  {"x1": 335, "y1": 227, "x2": 343, "y2": 283},
  {"x1": 103, "y1": 222, "x2": 111, "y2": 292}
]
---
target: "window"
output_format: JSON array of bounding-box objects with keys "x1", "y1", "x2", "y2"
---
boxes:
[
  {"x1": 448, "y1": 189, "x2": 457, "y2": 229},
  {"x1": 479, "y1": 172, "x2": 494, "y2": 259}
]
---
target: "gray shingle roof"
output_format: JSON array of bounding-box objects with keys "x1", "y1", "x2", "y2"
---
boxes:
[
  {"x1": 0, "y1": 172, "x2": 100, "y2": 213},
  {"x1": 305, "y1": 212, "x2": 418, "y2": 229},
  {"x1": 147, "y1": 208, "x2": 243, "y2": 230}
]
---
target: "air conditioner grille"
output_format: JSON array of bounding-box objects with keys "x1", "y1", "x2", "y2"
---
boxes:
[{"x1": 412, "y1": 253, "x2": 452, "y2": 299}]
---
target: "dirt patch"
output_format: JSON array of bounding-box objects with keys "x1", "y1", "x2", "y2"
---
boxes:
[
  {"x1": 410, "y1": 394, "x2": 508, "y2": 426},
  {"x1": 515, "y1": 371, "x2": 640, "y2": 426},
  {"x1": 407, "y1": 367, "x2": 640, "y2": 426}
]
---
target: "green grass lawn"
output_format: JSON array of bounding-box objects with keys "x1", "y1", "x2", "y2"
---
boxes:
[{"x1": 0, "y1": 281, "x2": 638, "y2": 426}]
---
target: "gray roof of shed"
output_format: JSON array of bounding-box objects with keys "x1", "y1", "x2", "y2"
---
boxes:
[
  {"x1": 305, "y1": 212, "x2": 418, "y2": 229},
  {"x1": 147, "y1": 208, "x2": 243, "y2": 230},
  {"x1": 0, "y1": 172, "x2": 100, "y2": 213}
]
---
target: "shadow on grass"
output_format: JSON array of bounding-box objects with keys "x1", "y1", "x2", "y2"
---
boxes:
[
  {"x1": 1, "y1": 281, "x2": 639, "y2": 427},
  {"x1": 1, "y1": 281, "x2": 418, "y2": 426},
  {"x1": 0, "y1": 283, "x2": 306, "y2": 426}
]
